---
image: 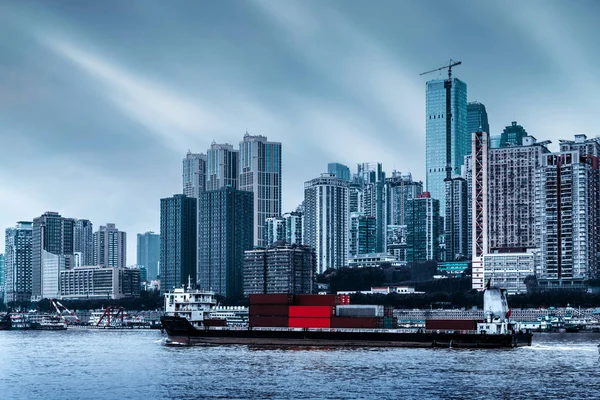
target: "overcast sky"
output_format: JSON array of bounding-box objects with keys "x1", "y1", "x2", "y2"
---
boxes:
[{"x1": 1, "y1": 0, "x2": 599, "y2": 264}]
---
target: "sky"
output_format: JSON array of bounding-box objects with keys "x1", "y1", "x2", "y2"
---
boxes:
[{"x1": 1, "y1": 0, "x2": 599, "y2": 265}]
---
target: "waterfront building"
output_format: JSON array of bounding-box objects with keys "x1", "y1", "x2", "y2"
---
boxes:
[
  {"x1": 31, "y1": 212, "x2": 75, "y2": 301},
  {"x1": 60, "y1": 266, "x2": 140, "y2": 300},
  {"x1": 93, "y1": 223, "x2": 126, "y2": 269},
  {"x1": 137, "y1": 231, "x2": 160, "y2": 280},
  {"x1": 535, "y1": 151, "x2": 600, "y2": 289},
  {"x1": 470, "y1": 132, "x2": 490, "y2": 290},
  {"x1": 499, "y1": 121, "x2": 527, "y2": 148},
  {"x1": 304, "y1": 173, "x2": 350, "y2": 273},
  {"x1": 239, "y1": 134, "x2": 282, "y2": 247},
  {"x1": 243, "y1": 243, "x2": 314, "y2": 295},
  {"x1": 425, "y1": 78, "x2": 468, "y2": 213},
  {"x1": 482, "y1": 250, "x2": 538, "y2": 294},
  {"x1": 387, "y1": 171, "x2": 423, "y2": 226},
  {"x1": 327, "y1": 162, "x2": 351, "y2": 181},
  {"x1": 467, "y1": 102, "x2": 490, "y2": 136},
  {"x1": 160, "y1": 194, "x2": 197, "y2": 294},
  {"x1": 349, "y1": 212, "x2": 376, "y2": 257},
  {"x1": 206, "y1": 142, "x2": 239, "y2": 190},
  {"x1": 348, "y1": 253, "x2": 397, "y2": 268},
  {"x1": 4, "y1": 222, "x2": 32, "y2": 303},
  {"x1": 197, "y1": 187, "x2": 253, "y2": 297},
  {"x1": 405, "y1": 192, "x2": 439, "y2": 262},
  {"x1": 41, "y1": 250, "x2": 66, "y2": 299},
  {"x1": 73, "y1": 219, "x2": 93, "y2": 266},
  {"x1": 183, "y1": 151, "x2": 207, "y2": 198},
  {"x1": 444, "y1": 176, "x2": 469, "y2": 261}
]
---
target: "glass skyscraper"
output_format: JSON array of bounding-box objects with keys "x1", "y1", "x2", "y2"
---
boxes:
[
  {"x1": 425, "y1": 78, "x2": 468, "y2": 211},
  {"x1": 137, "y1": 231, "x2": 160, "y2": 280},
  {"x1": 500, "y1": 121, "x2": 527, "y2": 148},
  {"x1": 467, "y1": 101, "x2": 489, "y2": 135},
  {"x1": 327, "y1": 162, "x2": 351, "y2": 181}
]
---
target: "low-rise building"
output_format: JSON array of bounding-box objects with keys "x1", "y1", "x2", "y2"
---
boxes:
[
  {"x1": 348, "y1": 253, "x2": 397, "y2": 268},
  {"x1": 482, "y1": 250, "x2": 538, "y2": 294},
  {"x1": 60, "y1": 266, "x2": 140, "y2": 300}
]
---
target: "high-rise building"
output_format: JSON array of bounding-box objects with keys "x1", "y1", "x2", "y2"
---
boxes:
[
  {"x1": 349, "y1": 212, "x2": 376, "y2": 257},
  {"x1": 239, "y1": 134, "x2": 282, "y2": 247},
  {"x1": 467, "y1": 102, "x2": 490, "y2": 136},
  {"x1": 559, "y1": 134, "x2": 600, "y2": 158},
  {"x1": 264, "y1": 216, "x2": 286, "y2": 246},
  {"x1": 4, "y1": 222, "x2": 33, "y2": 303},
  {"x1": 387, "y1": 171, "x2": 423, "y2": 226},
  {"x1": 93, "y1": 224, "x2": 126, "y2": 269},
  {"x1": 304, "y1": 173, "x2": 350, "y2": 273},
  {"x1": 197, "y1": 187, "x2": 253, "y2": 297},
  {"x1": 471, "y1": 132, "x2": 490, "y2": 290},
  {"x1": 327, "y1": 162, "x2": 351, "y2": 181},
  {"x1": 243, "y1": 243, "x2": 314, "y2": 295},
  {"x1": 499, "y1": 121, "x2": 527, "y2": 148},
  {"x1": 405, "y1": 193, "x2": 439, "y2": 262},
  {"x1": 31, "y1": 212, "x2": 75, "y2": 301},
  {"x1": 137, "y1": 232, "x2": 160, "y2": 280},
  {"x1": 386, "y1": 225, "x2": 407, "y2": 264},
  {"x1": 263, "y1": 212, "x2": 303, "y2": 247},
  {"x1": 206, "y1": 142, "x2": 239, "y2": 190},
  {"x1": 283, "y1": 212, "x2": 303, "y2": 246},
  {"x1": 357, "y1": 163, "x2": 388, "y2": 253},
  {"x1": 425, "y1": 78, "x2": 468, "y2": 212},
  {"x1": 160, "y1": 194, "x2": 197, "y2": 294},
  {"x1": 183, "y1": 151, "x2": 207, "y2": 198},
  {"x1": 536, "y1": 151, "x2": 600, "y2": 289},
  {"x1": 444, "y1": 177, "x2": 469, "y2": 261},
  {"x1": 0, "y1": 253, "x2": 4, "y2": 301},
  {"x1": 73, "y1": 219, "x2": 93, "y2": 266}
]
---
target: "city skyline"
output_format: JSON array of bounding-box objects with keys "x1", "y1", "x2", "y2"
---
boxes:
[{"x1": 1, "y1": 1, "x2": 600, "y2": 263}]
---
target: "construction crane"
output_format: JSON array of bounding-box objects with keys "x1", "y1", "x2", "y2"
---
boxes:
[
  {"x1": 51, "y1": 299, "x2": 81, "y2": 324},
  {"x1": 420, "y1": 60, "x2": 462, "y2": 181}
]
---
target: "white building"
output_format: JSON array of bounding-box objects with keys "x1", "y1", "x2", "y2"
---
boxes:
[
  {"x1": 60, "y1": 265, "x2": 140, "y2": 300},
  {"x1": 482, "y1": 251, "x2": 538, "y2": 294}
]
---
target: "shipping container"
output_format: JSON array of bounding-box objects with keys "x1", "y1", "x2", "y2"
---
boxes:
[
  {"x1": 288, "y1": 306, "x2": 334, "y2": 318},
  {"x1": 249, "y1": 294, "x2": 294, "y2": 305},
  {"x1": 294, "y1": 294, "x2": 338, "y2": 307},
  {"x1": 338, "y1": 294, "x2": 351, "y2": 305},
  {"x1": 336, "y1": 305, "x2": 384, "y2": 317},
  {"x1": 249, "y1": 316, "x2": 289, "y2": 327},
  {"x1": 288, "y1": 317, "x2": 331, "y2": 329},
  {"x1": 249, "y1": 305, "x2": 290, "y2": 316},
  {"x1": 330, "y1": 317, "x2": 383, "y2": 329},
  {"x1": 425, "y1": 319, "x2": 479, "y2": 331}
]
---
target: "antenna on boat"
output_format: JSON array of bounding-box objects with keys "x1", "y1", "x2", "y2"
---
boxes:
[{"x1": 187, "y1": 275, "x2": 192, "y2": 291}]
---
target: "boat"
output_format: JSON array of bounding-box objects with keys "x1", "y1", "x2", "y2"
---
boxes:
[
  {"x1": 30, "y1": 315, "x2": 67, "y2": 330},
  {"x1": 0, "y1": 313, "x2": 12, "y2": 330},
  {"x1": 161, "y1": 283, "x2": 533, "y2": 348}
]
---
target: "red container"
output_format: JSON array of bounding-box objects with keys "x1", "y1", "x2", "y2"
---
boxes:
[
  {"x1": 330, "y1": 317, "x2": 382, "y2": 329},
  {"x1": 338, "y1": 294, "x2": 351, "y2": 305},
  {"x1": 425, "y1": 319, "x2": 478, "y2": 331},
  {"x1": 249, "y1": 315, "x2": 289, "y2": 327},
  {"x1": 288, "y1": 306, "x2": 334, "y2": 318},
  {"x1": 249, "y1": 294, "x2": 294, "y2": 305},
  {"x1": 294, "y1": 294, "x2": 338, "y2": 307},
  {"x1": 288, "y1": 317, "x2": 331, "y2": 329},
  {"x1": 203, "y1": 319, "x2": 227, "y2": 327},
  {"x1": 249, "y1": 305, "x2": 290, "y2": 316}
]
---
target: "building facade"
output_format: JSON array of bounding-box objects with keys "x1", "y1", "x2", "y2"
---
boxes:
[
  {"x1": 387, "y1": 171, "x2": 423, "y2": 226},
  {"x1": 93, "y1": 223, "x2": 126, "y2": 269},
  {"x1": 349, "y1": 212, "x2": 376, "y2": 257},
  {"x1": 4, "y1": 222, "x2": 33, "y2": 303},
  {"x1": 73, "y1": 219, "x2": 93, "y2": 266},
  {"x1": 405, "y1": 193, "x2": 439, "y2": 262},
  {"x1": 206, "y1": 142, "x2": 239, "y2": 190},
  {"x1": 327, "y1": 162, "x2": 351, "y2": 181},
  {"x1": 60, "y1": 266, "x2": 140, "y2": 300},
  {"x1": 500, "y1": 121, "x2": 527, "y2": 148},
  {"x1": 239, "y1": 134, "x2": 282, "y2": 247},
  {"x1": 444, "y1": 177, "x2": 469, "y2": 261},
  {"x1": 357, "y1": 163, "x2": 388, "y2": 253},
  {"x1": 160, "y1": 194, "x2": 197, "y2": 293},
  {"x1": 304, "y1": 173, "x2": 350, "y2": 273},
  {"x1": 137, "y1": 231, "x2": 160, "y2": 280},
  {"x1": 483, "y1": 251, "x2": 538, "y2": 294},
  {"x1": 183, "y1": 151, "x2": 207, "y2": 198},
  {"x1": 197, "y1": 187, "x2": 253, "y2": 297},
  {"x1": 467, "y1": 101, "x2": 490, "y2": 136}
]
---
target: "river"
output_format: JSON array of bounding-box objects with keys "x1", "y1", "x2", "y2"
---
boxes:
[{"x1": 1, "y1": 330, "x2": 599, "y2": 399}]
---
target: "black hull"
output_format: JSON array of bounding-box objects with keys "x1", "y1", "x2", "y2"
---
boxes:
[{"x1": 161, "y1": 316, "x2": 532, "y2": 349}]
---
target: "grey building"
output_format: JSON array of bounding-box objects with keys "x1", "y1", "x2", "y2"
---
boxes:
[
  {"x1": 327, "y1": 162, "x2": 351, "y2": 181},
  {"x1": 137, "y1": 231, "x2": 160, "y2": 280},
  {"x1": 207, "y1": 142, "x2": 238, "y2": 190},
  {"x1": 183, "y1": 151, "x2": 207, "y2": 198},
  {"x1": 500, "y1": 121, "x2": 527, "y2": 148},
  {"x1": 93, "y1": 223, "x2": 126, "y2": 269},
  {"x1": 357, "y1": 163, "x2": 388, "y2": 253},
  {"x1": 73, "y1": 219, "x2": 93, "y2": 266},
  {"x1": 559, "y1": 134, "x2": 600, "y2": 158},
  {"x1": 467, "y1": 101, "x2": 490, "y2": 135},
  {"x1": 31, "y1": 212, "x2": 75, "y2": 301},
  {"x1": 160, "y1": 194, "x2": 197, "y2": 293},
  {"x1": 387, "y1": 171, "x2": 423, "y2": 226},
  {"x1": 263, "y1": 212, "x2": 303, "y2": 247},
  {"x1": 4, "y1": 222, "x2": 33, "y2": 303},
  {"x1": 0, "y1": 253, "x2": 4, "y2": 301},
  {"x1": 197, "y1": 187, "x2": 253, "y2": 297},
  {"x1": 60, "y1": 265, "x2": 140, "y2": 300},
  {"x1": 444, "y1": 177, "x2": 469, "y2": 261},
  {"x1": 349, "y1": 212, "x2": 376, "y2": 257},
  {"x1": 243, "y1": 243, "x2": 314, "y2": 295},
  {"x1": 406, "y1": 193, "x2": 439, "y2": 262},
  {"x1": 239, "y1": 134, "x2": 282, "y2": 247},
  {"x1": 304, "y1": 173, "x2": 350, "y2": 273}
]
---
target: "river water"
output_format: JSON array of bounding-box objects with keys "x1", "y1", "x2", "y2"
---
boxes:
[{"x1": 1, "y1": 330, "x2": 599, "y2": 399}]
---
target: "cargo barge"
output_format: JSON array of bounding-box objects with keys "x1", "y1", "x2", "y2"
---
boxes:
[{"x1": 161, "y1": 284, "x2": 532, "y2": 348}]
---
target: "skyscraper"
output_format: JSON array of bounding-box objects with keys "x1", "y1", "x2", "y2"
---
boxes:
[
  {"x1": 31, "y1": 212, "x2": 75, "y2": 301},
  {"x1": 0, "y1": 253, "x2": 4, "y2": 301},
  {"x1": 405, "y1": 193, "x2": 439, "y2": 262},
  {"x1": 137, "y1": 231, "x2": 160, "y2": 280},
  {"x1": 239, "y1": 134, "x2": 282, "y2": 247},
  {"x1": 183, "y1": 151, "x2": 207, "y2": 198},
  {"x1": 327, "y1": 162, "x2": 351, "y2": 181},
  {"x1": 444, "y1": 177, "x2": 469, "y2": 261},
  {"x1": 387, "y1": 171, "x2": 423, "y2": 226},
  {"x1": 197, "y1": 187, "x2": 253, "y2": 297},
  {"x1": 500, "y1": 121, "x2": 527, "y2": 148},
  {"x1": 93, "y1": 223, "x2": 126, "y2": 269},
  {"x1": 4, "y1": 222, "x2": 32, "y2": 303},
  {"x1": 425, "y1": 78, "x2": 468, "y2": 212},
  {"x1": 74, "y1": 219, "x2": 93, "y2": 266},
  {"x1": 467, "y1": 101, "x2": 490, "y2": 135},
  {"x1": 206, "y1": 142, "x2": 239, "y2": 190},
  {"x1": 357, "y1": 163, "x2": 388, "y2": 253},
  {"x1": 349, "y1": 212, "x2": 376, "y2": 257},
  {"x1": 304, "y1": 173, "x2": 349, "y2": 273},
  {"x1": 160, "y1": 194, "x2": 197, "y2": 293}
]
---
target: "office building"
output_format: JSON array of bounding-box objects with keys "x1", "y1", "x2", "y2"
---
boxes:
[
  {"x1": 444, "y1": 177, "x2": 469, "y2": 261},
  {"x1": 4, "y1": 222, "x2": 32, "y2": 303},
  {"x1": 206, "y1": 142, "x2": 239, "y2": 190},
  {"x1": 60, "y1": 266, "x2": 140, "y2": 300},
  {"x1": 304, "y1": 173, "x2": 349, "y2": 273},
  {"x1": 327, "y1": 162, "x2": 351, "y2": 181},
  {"x1": 183, "y1": 151, "x2": 207, "y2": 198},
  {"x1": 467, "y1": 101, "x2": 490, "y2": 136},
  {"x1": 93, "y1": 223, "x2": 126, "y2": 269},
  {"x1": 349, "y1": 212, "x2": 376, "y2": 257},
  {"x1": 73, "y1": 219, "x2": 93, "y2": 266},
  {"x1": 387, "y1": 171, "x2": 423, "y2": 226},
  {"x1": 405, "y1": 193, "x2": 439, "y2": 262},
  {"x1": 500, "y1": 121, "x2": 527, "y2": 148},
  {"x1": 243, "y1": 243, "x2": 314, "y2": 295},
  {"x1": 197, "y1": 187, "x2": 253, "y2": 297},
  {"x1": 137, "y1": 231, "x2": 160, "y2": 280},
  {"x1": 483, "y1": 250, "x2": 538, "y2": 294},
  {"x1": 160, "y1": 194, "x2": 197, "y2": 293}
]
